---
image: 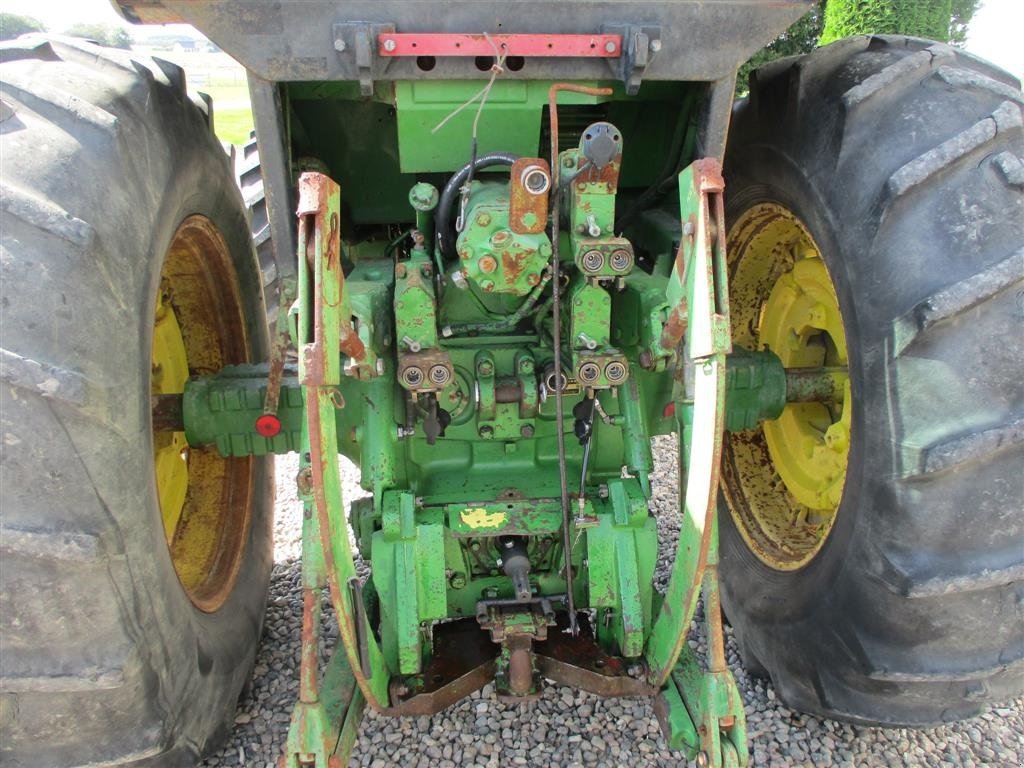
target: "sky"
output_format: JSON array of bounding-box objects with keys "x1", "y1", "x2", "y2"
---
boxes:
[{"x1": 3, "y1": 0, "x2": 1023, "y2": 79}]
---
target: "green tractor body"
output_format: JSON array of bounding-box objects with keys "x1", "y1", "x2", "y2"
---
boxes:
[{"x1": 1, "y1": 1, "x2": 1020, "y2": 766}]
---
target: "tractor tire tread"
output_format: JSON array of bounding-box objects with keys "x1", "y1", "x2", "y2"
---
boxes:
[
  {"x1": 722, "y1": 35, "x2": 1024, "y2": 727},
  {"x1": 1, "y1": 34, "x2": 271, "y2": 767}
]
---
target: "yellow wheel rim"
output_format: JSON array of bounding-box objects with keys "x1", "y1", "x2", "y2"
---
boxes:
[
  {"x1": 723, "y1": 203, "x2": 851, "y2": 570},
  {"x1": 151, "y1": 215, "x2": 253, "y2": 612}
]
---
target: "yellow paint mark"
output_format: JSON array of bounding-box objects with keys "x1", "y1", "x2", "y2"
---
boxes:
[{"x1": 460, "y1": 507, "x2": 507, "y2": 528}]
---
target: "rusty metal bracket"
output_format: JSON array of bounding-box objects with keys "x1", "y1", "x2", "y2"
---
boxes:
[
  {"x1": 643, "y1": 158, "x2": 732, "y2": 686},
  {"x1": 377, "y1": 32, "x2": 623, "y2": 58},
  {"x1": 295, "y1": 172, "x2": 393, "y2": 717},
  {"x1": 332, "y1": 22, "x2": 396, "y2": 96},
  {"x1": 601, "y1": 24, "x2": 662, "y2": 95}
]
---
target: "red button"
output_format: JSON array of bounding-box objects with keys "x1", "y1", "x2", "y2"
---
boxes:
[{"x1": 255, "y1": 414, "x2": 282, "y2": 438}]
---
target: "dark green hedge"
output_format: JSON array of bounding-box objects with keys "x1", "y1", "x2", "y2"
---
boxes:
[{"x1": 820, "y1": 0, "x2": 952, "y2": 44}]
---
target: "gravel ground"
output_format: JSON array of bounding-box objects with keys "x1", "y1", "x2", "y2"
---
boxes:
[{"x1": 201, "y1": 437, "x2": 1023, "y2": 768}]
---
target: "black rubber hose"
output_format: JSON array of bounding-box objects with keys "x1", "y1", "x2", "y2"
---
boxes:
[{"x1": 437, "y1": 151, "x2": 519, "y2": 261}]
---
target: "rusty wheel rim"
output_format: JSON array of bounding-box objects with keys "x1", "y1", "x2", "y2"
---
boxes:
[
  {"x1": 151, "y1": 215, "x2": 253, "y2": 612},
  {"x1": 722, "y1": 203, "x2": 851, "y2": 571}
]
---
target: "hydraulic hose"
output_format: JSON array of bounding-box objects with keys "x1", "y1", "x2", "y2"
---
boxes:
[{"x1": 436, "y1": 151, "x2": 519, "y2": 261}]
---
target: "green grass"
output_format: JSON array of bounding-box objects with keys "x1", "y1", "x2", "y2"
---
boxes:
[
  {"x1": 198, "y1": 83, "x2": 253, "y2": 145},
  {"x1": 214, "y1": 106, "x2": 254, "y2": 146}
]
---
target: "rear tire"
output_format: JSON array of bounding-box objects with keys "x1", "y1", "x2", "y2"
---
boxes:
[
  {"x1": 236, "y1": 130, "x2": 280, "y2": 331},
  {"x1": 720, "y1": 36, "x2": 1023, "y2": 725},
  {"x1": 0, "y1": 36, "x2": 272, "y2": 765}
]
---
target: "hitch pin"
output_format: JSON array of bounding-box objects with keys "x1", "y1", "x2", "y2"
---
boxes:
[{"x1": 255, "y1": 324, "x2": 289, "y2": 439}]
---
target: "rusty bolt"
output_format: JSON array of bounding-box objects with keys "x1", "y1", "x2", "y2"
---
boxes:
[
  {"x1": 475, "y1": 212, "x2": 492, "y2": 227},
  {"x1": 382, "y1": 38, "x2": 397, "y2": 52},
  {"x1": 490, "y1": 229, "x2": 511, "y2": 247},
  {"x1": 479, "y1": 425, "x2": 494, "y2": 439},
  {"x1": 458, "y1": 245, "x2": 473, "y2": 260},
  {"x1": 480, "y1": 279, "x2": 495, "y2": 292},
  {"x1": 477, "y1": 359, "x2": 494, "y2": 376},
  {"x1": 296, "y1": 467, "x2": 314, "y2": 496},
  {"x1": 520, "y1": 424, "x2": 535, "y2": 438},
  {"x1": 395, "y1": 263, "x2": 407, "y2": 278},
  {"x1": 478, "y1": 255, "x2": 498, "y2": 274},
  {"x1": 449, "y1": 572, "x2": 467, "y2": 589},
  {"x1": 527, "y1": 272, "x2": 541, "y2": 286}
]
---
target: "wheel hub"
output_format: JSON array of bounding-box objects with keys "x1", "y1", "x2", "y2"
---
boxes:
[{"x1": 723, "y1": 203, "x2": 851, "y2": 570}]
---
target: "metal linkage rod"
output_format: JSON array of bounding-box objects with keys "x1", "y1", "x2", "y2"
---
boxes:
[{"x1": 547, "y1": 83, "x2": 613, "y2": 637}]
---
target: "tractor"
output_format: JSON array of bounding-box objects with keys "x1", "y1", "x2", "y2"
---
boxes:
[{"x1": 1, "y1": 1, "x2": 1021, "y2": 766}]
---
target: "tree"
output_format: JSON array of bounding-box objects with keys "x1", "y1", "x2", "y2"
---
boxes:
[
  {"x1": 65, "y1": 23, "x2": 133, "y2": 50},
  {"x1": 739, "y1": 0, "x2": 981, "y2": 93},
  {"x1": 737, "y1": 1, "x2": 826, "y2": 92},
  {"x1": 820, "y1": 0, "x2": 980, "y2": 45},
  {"x1": 0, "y1": 13, "x2": 45, "y2": 40},
  {"x1": 949, "y1": 0, "x2": 982, "y2": 46}
]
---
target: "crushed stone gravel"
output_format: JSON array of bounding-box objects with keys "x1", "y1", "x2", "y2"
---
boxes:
[{"x1": 201, "y1": 436, "x2": 1023, "y2": 767}]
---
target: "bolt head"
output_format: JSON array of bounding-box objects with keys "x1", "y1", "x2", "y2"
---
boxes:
[
  {"x1": 475, "y1": 212, "x2": 492, "y2": 227},
  {"x1": 479, "y1": 425, "x2": 494, "y2": 439},
  {"x1": 605, "y1": 40, "x2": 617, "y2": 53},
  {"x1": 334, "y1": 38, "x2": 347, "y2": 52},
  {"x1": 650, "y1": 39, "x2": 662, "y2": 53},
  {"x1": 478, "y1": 255, "x2": 498, "y2": 274},
  {"x1": 477, "y1": 360, "x2": 494, "y2": 376},
  {"x1": 480, "y1": 279, "x2": 495, "y2": 292},
  {"x1": 383, "y1": 38, "x2": 397, "y2": 52},
  {"x1": 520, "y1": 424, "x2": 535, "y2": 438}
]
